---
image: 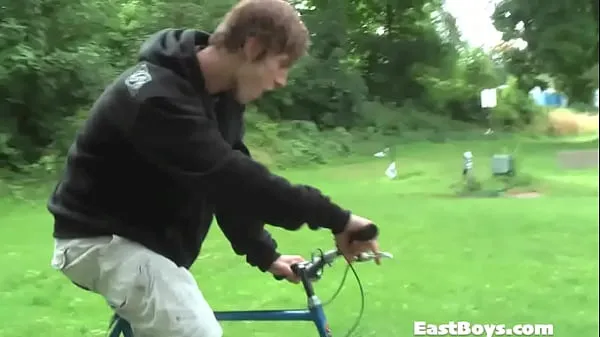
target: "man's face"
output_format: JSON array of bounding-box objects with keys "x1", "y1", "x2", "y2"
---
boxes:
[{"x1": 233, "y1": 40, "x2": 291, "y2": 103}]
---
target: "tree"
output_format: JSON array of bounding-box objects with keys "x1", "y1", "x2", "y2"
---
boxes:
[{"x1": 492, "y1": 0, "x2": 598, "y2": 102}]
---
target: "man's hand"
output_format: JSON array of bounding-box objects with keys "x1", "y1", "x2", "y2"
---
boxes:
[
  {"x1": 335, "y1": 214, "x2": 381, "y2": 265},
  {"x1": 268, "y1": 255, "x2": 305, "y2": 283}
]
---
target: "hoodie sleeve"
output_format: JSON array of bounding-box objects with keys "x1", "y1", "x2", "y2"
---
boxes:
[
  {"x1": 215, "y1": 140, "x2": 281, "y2": 272},
  {"x1": 128, "y1": 96, "x2": 350, "y2": 233},
  {"x1": 215, "y1": 204, "x2": 281, "y2": 272}
]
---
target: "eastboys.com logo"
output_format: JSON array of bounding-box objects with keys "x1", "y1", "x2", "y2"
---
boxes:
[{"x1": 414, "y1": 321, "x2": 554, "y2": 336}]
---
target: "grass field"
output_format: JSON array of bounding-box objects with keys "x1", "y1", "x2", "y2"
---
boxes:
[{"x1": 0, "y1": 137, "x2": 598, "y2": 337}]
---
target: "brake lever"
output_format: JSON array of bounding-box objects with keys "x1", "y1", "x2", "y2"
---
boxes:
[
  {"x1": 273, "y1": 252, "x2": 391, "y2": 281},
  {"x1": 355, "y1": 251, "x2": 393, "y2": 262}
]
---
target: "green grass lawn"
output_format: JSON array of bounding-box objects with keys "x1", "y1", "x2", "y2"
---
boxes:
[{"x1": 0, "y1": 137, "x2": 598, "y2": 337}]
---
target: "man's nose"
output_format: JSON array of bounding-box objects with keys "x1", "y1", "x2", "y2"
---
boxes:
[{"x1": 274, "y1": 73, "x2": 288, "y2": 88}]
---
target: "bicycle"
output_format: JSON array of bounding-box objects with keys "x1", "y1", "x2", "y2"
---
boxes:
[{"x1": 106, "y1": 224, "x2": 391, "y2": 337}]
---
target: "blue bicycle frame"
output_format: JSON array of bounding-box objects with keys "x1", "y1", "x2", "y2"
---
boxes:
[
  {"x1": 214, "y1": 296, "x2": 332, "y2": 336},
  {"x1": 109, "y1": 294, "x2": 332, "y2": 337}
]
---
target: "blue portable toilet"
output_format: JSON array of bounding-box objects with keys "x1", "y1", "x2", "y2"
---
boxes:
[
  {"x1": 529, "y1": 86, "x2": 545, "y2": 106},
  {"x1": 542, "y1": 88, "x2": 562, "y2": 107}
]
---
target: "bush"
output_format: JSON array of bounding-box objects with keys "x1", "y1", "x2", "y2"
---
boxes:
[
  {"x1": 242, "y1": 98, "x2": 511, "y2": 169},
  {"x1": 490, "y1": 76, "x2": 544, "y2": 130},
  {"x1": 545, "y1": 108, "x2": 599, "y2": 136}
]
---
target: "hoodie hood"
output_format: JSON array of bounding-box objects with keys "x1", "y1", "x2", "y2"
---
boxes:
[{"x1": 138, "y1": 28, "x2": 210, "y2": 84}]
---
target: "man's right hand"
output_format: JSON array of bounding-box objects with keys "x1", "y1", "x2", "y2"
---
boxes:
[{"x1": 335, "y1": 214, "x2": 381, "y2": 264}]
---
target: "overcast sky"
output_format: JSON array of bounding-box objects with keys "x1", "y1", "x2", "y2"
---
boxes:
[{"x1": 443, "y1": 0, "x2": 504, "y2": 50}]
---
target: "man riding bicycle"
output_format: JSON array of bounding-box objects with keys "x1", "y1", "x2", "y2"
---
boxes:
[{"x1": 48, "y1": 0, "x2": 381, "y2": 336}]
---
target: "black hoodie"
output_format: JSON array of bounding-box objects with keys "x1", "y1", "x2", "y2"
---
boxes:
[{"x1": 48, "y1": 29, "x2": 351, "y2": 270}]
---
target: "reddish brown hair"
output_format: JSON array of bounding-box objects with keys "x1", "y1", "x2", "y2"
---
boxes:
[{"x1": 209, "y1": 0, "x2": 310, "y2": 64}]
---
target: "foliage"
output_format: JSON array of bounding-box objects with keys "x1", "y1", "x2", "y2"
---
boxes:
[
  {"x1": 490, "y1": 76, "x2": 544, "y2": 129},
  {"x1": 492, "y1": 0, "x2": 598, "y2": 102},
  {"x1": 1, "y1": 0, "x2": 596, "y2": 175}
]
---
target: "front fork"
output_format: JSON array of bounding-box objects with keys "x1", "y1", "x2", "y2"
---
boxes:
[{"x1": 308, "y1": 295, "x2": 333, "y2": 337}]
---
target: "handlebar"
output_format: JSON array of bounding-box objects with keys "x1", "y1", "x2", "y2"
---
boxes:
[
  {"x1": 347, "y1": 222, "x2": 379, "y2": 242},
  {"x1": 274, "y1": 223, "x2": 390, "y2": 282}
]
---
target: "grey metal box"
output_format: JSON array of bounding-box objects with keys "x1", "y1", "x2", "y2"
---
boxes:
[{"x1": 491, "y1": 154, "x2": 514, "y2": 175}]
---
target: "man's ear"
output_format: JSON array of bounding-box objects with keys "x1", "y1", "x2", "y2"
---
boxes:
[{"x1": 242, "y1": 36, "x2": 267, "y2": 62}]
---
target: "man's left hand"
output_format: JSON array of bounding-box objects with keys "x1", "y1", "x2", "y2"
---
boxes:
[{"x1": 268, "y1": 255, "x2": 305, "y2": 283}]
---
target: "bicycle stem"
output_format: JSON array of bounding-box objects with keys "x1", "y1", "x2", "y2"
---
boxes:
[{"x1": 292, "y1": 261, "x2": 320, "y2": 297}]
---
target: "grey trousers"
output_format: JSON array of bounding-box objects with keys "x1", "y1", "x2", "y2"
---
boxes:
[{"x1": 51, "y1": 235, "x2": 223, "y2": 337}]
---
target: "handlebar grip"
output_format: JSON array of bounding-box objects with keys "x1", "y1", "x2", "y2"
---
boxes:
[
  {"x1": 273, "y1": 263, "x2": 302, "y2": 281},
  {"x1": 349, "y1": 223, "x2": 379, "y2": 242}
]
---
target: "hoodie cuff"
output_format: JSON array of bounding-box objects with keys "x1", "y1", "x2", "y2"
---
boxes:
[
  {"x1": 323, "y1": 209, "x2": 351, "y2": 234},
  {"x1": 255, "y1": 250, "x2": 282, "y2": 273},
  {"x1": 246, "y1": 243, "x2": 282, "y2": 272}
]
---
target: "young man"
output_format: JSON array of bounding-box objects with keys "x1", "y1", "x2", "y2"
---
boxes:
[{"x1": 48, "y1": 0, "x2": 381, "y2": 336}]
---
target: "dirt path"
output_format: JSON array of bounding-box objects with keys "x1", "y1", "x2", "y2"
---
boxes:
[{"x1": 557, "y1": 149, "x2": 598, "y2": 169}]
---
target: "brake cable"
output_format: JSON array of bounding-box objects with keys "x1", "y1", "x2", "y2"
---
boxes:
[{"x1": 315, "y1": 249, "x2": 366, "y2": 337}]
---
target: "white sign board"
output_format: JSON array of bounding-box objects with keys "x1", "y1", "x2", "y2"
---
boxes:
[
  {"x1": 594, "y1": 88, "x2": 598, "y2": 108},
  {"x1": 480, "y1": 88, "x2": 497, "y2": 108}
]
